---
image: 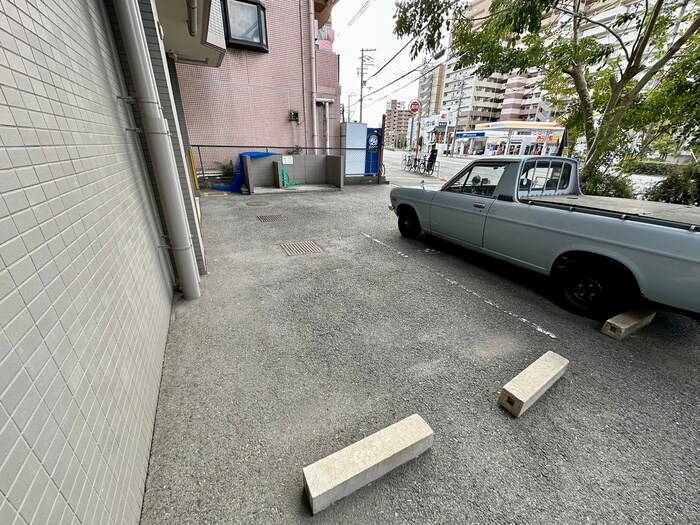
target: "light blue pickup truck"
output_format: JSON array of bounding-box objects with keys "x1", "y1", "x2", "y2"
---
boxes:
[{"x1": 389, "y1": 156, "x2": 700, "y2": 319}]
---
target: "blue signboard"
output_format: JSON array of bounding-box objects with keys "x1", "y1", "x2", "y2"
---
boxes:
[
  {"x1": 365, "y1": 128, "x2": 382, "y2": 175},
  {"x1": 456, "y1": 131, "x2": 486, "y2": 139}
]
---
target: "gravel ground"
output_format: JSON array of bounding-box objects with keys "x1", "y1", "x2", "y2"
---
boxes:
[{"x1": 140, "y1": 170, "x2": 700, "y2": 525}]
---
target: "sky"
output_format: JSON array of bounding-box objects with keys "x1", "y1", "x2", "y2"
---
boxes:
[{"x1": 331, "y1": 0, "x2": 427, "y2": 128}]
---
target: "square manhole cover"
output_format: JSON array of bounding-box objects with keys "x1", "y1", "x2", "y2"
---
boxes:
[
  {"x1": 280, "y1": 240, "x2": 323, "y2": 256},
  {"x1": 257, "y1": 215, "x2": 286, "y2": 223}
]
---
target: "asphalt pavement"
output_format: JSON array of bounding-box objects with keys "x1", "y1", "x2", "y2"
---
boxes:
[{"x1": 140, "y1": 162, "x2": 700, "y2": 525}]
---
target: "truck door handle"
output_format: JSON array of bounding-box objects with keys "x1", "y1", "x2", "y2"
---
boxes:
[{"x1": 473, "y1": 202, "x2": 486, "y2": 209}]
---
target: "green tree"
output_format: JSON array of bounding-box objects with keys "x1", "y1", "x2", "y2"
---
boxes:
[
  {"x1": 395, "y1": 0, "x2": 700, "y2": 194},
  {"x1": 633, "y1": 34, "x2": 700, "y2": 155}
]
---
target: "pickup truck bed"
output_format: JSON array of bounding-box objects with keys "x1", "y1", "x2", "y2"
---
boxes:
[{"x1": 526, "y1": 195, "x2": 700, "y2": 231}]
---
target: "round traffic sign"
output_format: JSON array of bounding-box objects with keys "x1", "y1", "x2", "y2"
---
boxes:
[{"x1": 409, "y1": 99, "x2": 421, "y2": 115}]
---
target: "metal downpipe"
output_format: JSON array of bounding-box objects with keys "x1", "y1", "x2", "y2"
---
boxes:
[
  {"x1": 187, "y1": 0, "x2": 198, "y2": 37},
  {"x1": 308, "y1": 0, "x2": 318, "y2": 149},
  {"x1": 114, "y1": 0, "x2": 201, "y2": 299},
  {"x1": 317, "y1": 98, "x2": 334, "y2": 154}
]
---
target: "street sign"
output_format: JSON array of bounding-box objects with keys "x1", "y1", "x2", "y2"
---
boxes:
[{"x1": 409, "y1": 99, "x2": 421, "y2": 115}]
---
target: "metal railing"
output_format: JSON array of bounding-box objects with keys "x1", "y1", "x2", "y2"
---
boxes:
[{"x1": 190, "y1": 145, "x2": 375, "y2": 186}]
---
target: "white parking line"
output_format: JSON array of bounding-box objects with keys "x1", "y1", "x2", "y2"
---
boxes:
[
  {"x1": 361, "y1": 233, "x2": 557, "y2": 339},
  {"x1": 361, "y1": 232, "x2": 409, "y2": 258},
  {"x1": 434, "y1": 272, "x2": 557, "y2": 339}
]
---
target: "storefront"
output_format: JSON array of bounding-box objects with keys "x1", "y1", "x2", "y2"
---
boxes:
[{"x1": 473, "y1": 121, "x2": 565, "y2": 156}]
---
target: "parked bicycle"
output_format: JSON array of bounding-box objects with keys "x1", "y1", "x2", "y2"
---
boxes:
[
  {"x1": 401, "y1": 153, "x2": 416, "y2": 171},
  {"x1": 401, "y1": 153, "x2": 435, "y2": 175},
  {"x1": 401, "y1": 154, "x2": 433, "y2": 173}
]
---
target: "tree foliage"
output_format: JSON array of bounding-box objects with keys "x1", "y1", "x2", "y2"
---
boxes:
[{"x1": 395, "y1": 0, "x2": 700, "y2": 196}]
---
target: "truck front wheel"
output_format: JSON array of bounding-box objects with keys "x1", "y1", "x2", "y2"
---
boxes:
[
  {"x1": 398, "y1": 208, "x2": 421, "y2": 239},
  {"x1": 553, "y1": 261, "x2": 638, "y2": 319}
]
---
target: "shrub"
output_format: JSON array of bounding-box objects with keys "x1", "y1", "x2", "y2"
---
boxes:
[
  {"x1": 645, "y1": 163, "x2": 700, "y2": 205},
  {"x1": 582, "y1": 170, "x2": 635, "y2": 199},
  {"x1": 218, "y1": 160, "x2": 236, "y2": 178},
  {"x1": 619, "y1": 159, "x2": 684, "y2": 176}
]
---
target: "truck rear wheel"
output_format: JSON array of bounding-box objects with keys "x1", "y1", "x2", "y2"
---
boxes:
[
  {"x1": 398, "y1": 208, "x2": 421, "y2": 239},
  {"x1": 553, "y1": 261, "x2": 638, "y2": 319}
]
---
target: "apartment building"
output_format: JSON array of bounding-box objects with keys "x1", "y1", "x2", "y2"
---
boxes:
[
  {"x1": 417, "y1": 63, "x2": 445, "y2": 118},
  {"x1": 0, "y1": 1, "x2": 226, "y2": 523},
  {"x1": 500, "y1": 0, "x2": 645, "y2": 121},
  {"x1": 176, "y1": 0, "x2": 342, "y2": 157},
  {"x1": 441, "y1": 64, "x2": 506, "y2": 130},
  {"x1": 432, "y1": 0, "x2": 507, "y2": 148},
  {"x1": 384, "y1": 100, "x2": 412, "y2": 148},
  {"x1": 476, "y1": 0, "x2": 668, "y2": 123},
  {"x1": 500, "y1": 69, "x2": 556, "y2": 121}
]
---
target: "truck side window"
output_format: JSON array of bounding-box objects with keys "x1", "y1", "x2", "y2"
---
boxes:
[
  {"x1": 519, "y1": 161, "x2": 536, "y2": 197},
  {"x1": 530, "y1": 160, "x2": 551, "y2": 192},
  {"x1": 445, "y1": 168, "x2": 472, "y2": 193},
  {"x1": 558, "y1": 163, "x2": 572, "y2": 190},
  {"x1": 445, "y1": 164, "x2": 507, "y2": 197}
]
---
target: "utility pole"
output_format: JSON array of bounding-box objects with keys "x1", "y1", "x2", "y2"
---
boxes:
[
  {"x1": 378, "y1": 114, "x2": 386, "y2": 184},
  {"x1": 358, "y1": 48, "x2": 375, "y2": 123},
  {"x1": 450, "y1": 80, "x2": 467, "y2": 155},
  {"x1": 347, "y1": 92, "x2": 356, "y2": 122}
]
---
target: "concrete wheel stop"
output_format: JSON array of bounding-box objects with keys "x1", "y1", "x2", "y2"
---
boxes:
[
  {"x1": 498, "y1": 351, "x2": 569, "y2": 417},
  {"x1": 601, "y1": 309, "x2": 656, "y2": 340},
  {"x1": 302, "y1": 414, "x2": 434, "y2": 514}
]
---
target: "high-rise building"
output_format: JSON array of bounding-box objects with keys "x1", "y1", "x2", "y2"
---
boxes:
[
  {"x1": 417, "y1": 63, "x2": 445, "y2": 118},
  {"x1": 433, "y1": 0, "x2": 507, "y2": 151},
  {"x1": 384, "y1": 100, "x2": 413, "y2": 148}
]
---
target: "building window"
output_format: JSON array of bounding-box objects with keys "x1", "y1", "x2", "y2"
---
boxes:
[{"x1": 222, "y1": 0, "x2": 268, "y2": 52}]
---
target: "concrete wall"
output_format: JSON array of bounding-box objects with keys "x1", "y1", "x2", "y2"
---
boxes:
[
  {"x1": 0, "y1": 1, "x2": 173, "y2": 523},
  {"x1": 244, "y1": 155, "x2": 343, "y2": 192},
  {"x1": 326, "y1": 156, "x2": 344, "y2": 189},
  {"x1": 175, "y1": 0, "x2": 341, "y2": 151}
]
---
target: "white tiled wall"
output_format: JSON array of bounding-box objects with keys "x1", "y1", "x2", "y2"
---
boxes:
[{"x1": 1, "y1": 0, "x2": 173, "y2": 523}]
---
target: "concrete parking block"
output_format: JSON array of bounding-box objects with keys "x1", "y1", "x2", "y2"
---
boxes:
[
  {"x1": 601, "y1": 309, "x2": 656, "y2": 340},
  {"x1": 302, "y1": 414, "x2": 434, "y2": 515},
  {"x1": 498, "y1": 351, "x2": 569, "y2": 418}
]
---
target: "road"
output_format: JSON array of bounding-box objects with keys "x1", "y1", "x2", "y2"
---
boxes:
[
  {"x1": 382, "y1": 149, "x2": 663, "y2": 196},
  {"x1": 142, "y1": 175, "x2": 700, "y2": 525},
  {"x1": 383, "y1": 149, "x2": 475, "y2": 189}
]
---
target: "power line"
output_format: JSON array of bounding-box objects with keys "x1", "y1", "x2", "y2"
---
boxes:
[
  {"x1": 364, "y1": 61, "x2": 427, "y2": 98},
  {"x1": 366, "y1": 38, "x2": 416, "y2": 82},
  {"x1": 366, "y1": 21, "x2": 432, "y2": 83},
  {"x1": 348, "y1": 62, "x2": 431, "y2": 111},
  {"x1": 348, "y1": 0, "x2": 375, "y2": 26}
]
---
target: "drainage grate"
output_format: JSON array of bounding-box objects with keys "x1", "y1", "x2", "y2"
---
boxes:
[
  {"x1": 257, "y1": 214, "x2": 287, "y2": 223},
  {"x1": 280, "y1": 240, "x2": 323, "y2": 256},
  {"x1": 246, "y1": 201, "x2": 268, "y2": 207}
]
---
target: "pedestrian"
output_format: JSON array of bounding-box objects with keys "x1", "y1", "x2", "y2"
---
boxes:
[{"x1": 428, "y1": 145, "x2": 438, "y2": 171}]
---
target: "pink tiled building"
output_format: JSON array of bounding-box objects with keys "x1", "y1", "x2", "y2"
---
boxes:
[{"x1": 176, "y1": 0, "x2": 342, "y2": 153}]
